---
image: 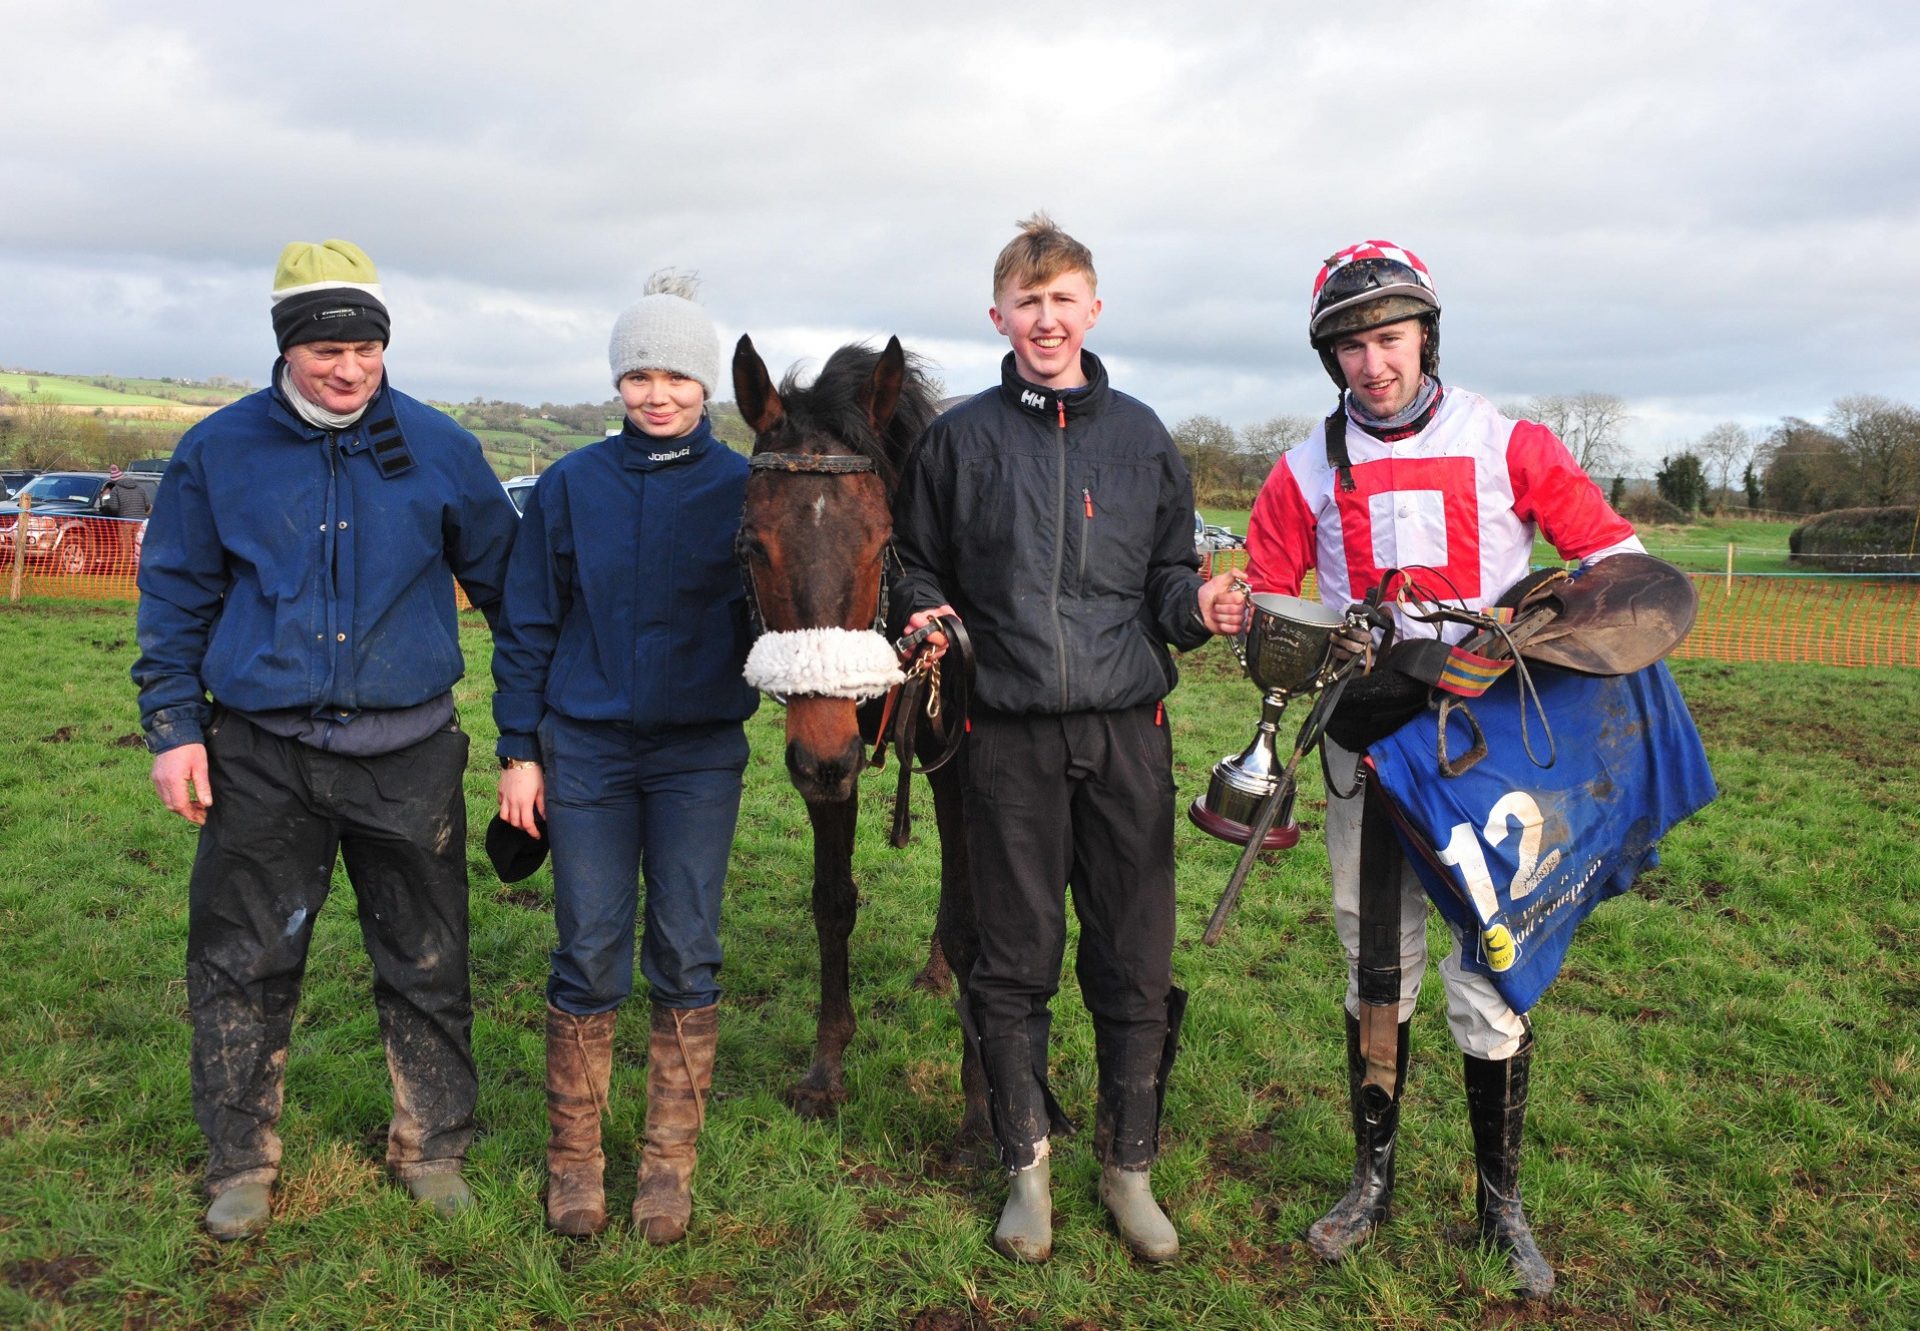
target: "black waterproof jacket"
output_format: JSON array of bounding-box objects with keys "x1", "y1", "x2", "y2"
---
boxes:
[{"x1": 890, "y1": 351, "x2": 1209, "y2": 715}]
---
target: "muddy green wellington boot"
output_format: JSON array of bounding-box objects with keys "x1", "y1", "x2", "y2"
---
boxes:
[
  {"x1": 1464, "y1": 1037, "x2": 1556, "y2": 1300},
  {"x1": 1090, "y1": 993, "x2": 1187, "y2": 1263},
  {"x1": 1306, "y1": 1012, "x2": 1411, "y2": 1260},
  {"x1": 1098, "y1": 1164, "x2": 1178, "y2": 1262},
  {"x1": 993, "y1": 1152, "x2": 1053, "y2": 1264},
  {"x1": 405, "y1": 1171, "x2": 474, "y2": 1217},
  {"x1": 204, "y1": 1182, "x2": 272, "y2": 1241}
]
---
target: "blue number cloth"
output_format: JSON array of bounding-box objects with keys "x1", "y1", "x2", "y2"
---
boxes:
[{"x1": 1367, "y1": 661, "x2": 1717, "y2": 1013}]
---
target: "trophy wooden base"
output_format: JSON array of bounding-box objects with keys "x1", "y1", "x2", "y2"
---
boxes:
[{"x1": 1188, "y1": 798, "x2": 1301, "y2": 850}]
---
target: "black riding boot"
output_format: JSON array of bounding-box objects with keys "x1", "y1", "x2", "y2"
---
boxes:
[
  {"x1": 1464, "y1": 1037, "x2": 1555, "y2": 1300},
  {"x1": 1305, "y1": 1012, "x2": 1410, "y2": 1260}
]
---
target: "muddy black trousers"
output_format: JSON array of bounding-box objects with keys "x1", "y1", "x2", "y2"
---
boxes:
[
  {"x1": 961, "y1": 705, "x2": 1182, "y2": 1170},
  {"x1": 185, "y1": 711, "x2": 476, "y2": 1195}
]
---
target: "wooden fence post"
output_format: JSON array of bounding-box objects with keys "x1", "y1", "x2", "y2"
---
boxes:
[
  {"x1": 1725, "y1": 542, "x2": 1734, "y2": 596},
  {"x1": 9, "y1": 495, "x2": 27, "y2": 603}
]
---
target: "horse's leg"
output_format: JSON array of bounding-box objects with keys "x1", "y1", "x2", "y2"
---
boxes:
[
  {"x1": 790, "y1": 793, "x2": 858, "y2": 1119},
  {"x1": 911, "y1": 933, "x2": 952, "y2": 993},
  {"x1": 927, "y1": 761, "x2": 993, "y2": 1157}
]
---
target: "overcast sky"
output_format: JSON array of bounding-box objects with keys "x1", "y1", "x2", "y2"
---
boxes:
[{"x1": 4, "y1": 1, "x2": 1918, "y2": 467}]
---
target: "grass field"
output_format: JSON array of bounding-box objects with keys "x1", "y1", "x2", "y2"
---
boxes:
[
  {"x1": 1, "y1": 602, "x2": 1916, "y2": 1329},
  {"x1": 0, "y1": 373, "x2": 247, "y2": 412}
]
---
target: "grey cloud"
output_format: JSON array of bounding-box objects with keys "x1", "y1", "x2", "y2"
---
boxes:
[{"x1": 3, "y1": 0, "x2": 1919, "y2": 466}]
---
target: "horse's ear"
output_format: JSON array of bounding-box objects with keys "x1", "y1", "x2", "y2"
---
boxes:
[
  {"x1": 865, "y1": 336, "x2": 906, "y2": 436},
  {"x1": 733, "y1": 334, "x2": 784, "y2": 443}
]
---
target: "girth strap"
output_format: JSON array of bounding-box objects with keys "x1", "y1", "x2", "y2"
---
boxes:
[{"x1": 1356, "y1": 766, "x2": 1405, "y2": 1102}]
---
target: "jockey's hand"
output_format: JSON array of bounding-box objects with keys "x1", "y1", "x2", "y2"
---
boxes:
[
  {"x1": 903, "y1": 605, "x2": 958, "y2": 662},
  {"x1": 1197, "y1": 571, "x2": 1250, "y2": 636},
  {"x1": 1332, "y1": 605, "x2": 1383, "y2": 672}
]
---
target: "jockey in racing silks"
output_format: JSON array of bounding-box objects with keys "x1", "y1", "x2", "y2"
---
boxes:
[{"x1": 1237, "y1": 241, "x2": 1644, "y2": 1299}]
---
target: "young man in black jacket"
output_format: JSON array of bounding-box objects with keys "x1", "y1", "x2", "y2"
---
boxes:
[{"x1": 892, "y1": 214, "x2": 1243, "y2": 1264}]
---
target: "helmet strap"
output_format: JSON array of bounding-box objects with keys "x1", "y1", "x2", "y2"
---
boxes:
[{"x1": 1324, "y1": 398, "x2": 1356, "y2": 493}]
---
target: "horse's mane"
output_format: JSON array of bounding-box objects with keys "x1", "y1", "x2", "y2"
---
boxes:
[{"x1": 775, "y1": 342, "x2": 939, "y2": 490}]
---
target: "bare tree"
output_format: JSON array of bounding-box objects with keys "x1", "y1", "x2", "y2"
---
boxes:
[
  {"x1": 1171, "y1": 414, "x2": 1240, "y2": 502},
  {"x1": 1829, "y1": 394, "x2": 1920, "y2": 508},
  {"x1": 1512, "y1": 392, "x2": 1630, "y2": 477},
  {"x1": 1694, "y1": 422, "x2": 1752, "y2": 510},
  {"x1": 1238, "y1": 413, "x2": 1318, "y2": 466},
  {"x1": 1, "y1": 401, "x2": 77, "y2": 470}
]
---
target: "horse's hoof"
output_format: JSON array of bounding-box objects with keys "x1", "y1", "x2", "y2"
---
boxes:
[
  {"x1": 787, "y1": 1083, "x2": 848, "y2": 1120},
  {"x1": 945, "y1": 1137, "x2": 996, "y2": 1171},
  {"x1": 912, "y1": 957, "x2": 954, "y2": 995}
]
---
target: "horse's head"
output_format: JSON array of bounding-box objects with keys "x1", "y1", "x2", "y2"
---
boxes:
[{"x1": 734, "y1": 333, "x2": 935, "y2": 804}]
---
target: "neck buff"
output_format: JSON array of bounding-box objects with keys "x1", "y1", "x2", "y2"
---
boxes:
[
  {"x1": 1347, "y1": 373, "x2": 1439, "y2": 438},
  {"x1": 280, "y1": 362, "x2": 372, "y2": 431}
]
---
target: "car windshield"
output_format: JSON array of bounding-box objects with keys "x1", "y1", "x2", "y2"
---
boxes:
[{"x1": 18, "y1": 474, "x2": 99, "y2": 503}]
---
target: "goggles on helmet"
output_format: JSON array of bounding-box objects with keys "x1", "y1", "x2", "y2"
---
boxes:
[{"x1": 1309, "y1": 240, "x2": 1439, "y2": 346}]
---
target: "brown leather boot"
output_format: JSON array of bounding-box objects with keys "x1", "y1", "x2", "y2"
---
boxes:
[
  {"x1": 632, "y1": 1003, "x2": 716, "y2": 1244},
  {"x1": 545, "y1": 1004, "x2": 615, "y2": 1236}
]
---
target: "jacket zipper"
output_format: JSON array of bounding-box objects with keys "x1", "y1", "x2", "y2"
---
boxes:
[
  {"x1": 1077, "y1": 487, "x2": 1092, "y2": 583},
  {"x1": 1050, "y1": 396, "x2": 1070, "y2": 710}
]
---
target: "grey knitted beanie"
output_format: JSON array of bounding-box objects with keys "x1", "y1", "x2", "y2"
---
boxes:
[{"x1": 608, "y1": 270, "x2": 719, "y2": 396}]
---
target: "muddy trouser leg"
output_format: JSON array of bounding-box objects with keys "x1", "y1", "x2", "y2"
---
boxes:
[
  {"x1": 1063, "y1": 706, "x2": 1180, "y2": 1171},
  {"x1": 186, "y1": 712, "x2": 340, "y2": 1196},
  {"x1": 335, "y1": 727, "x2": 477, "y2": 1182},
  {"x1": 960, "y1": 711, "x2": 1076, "y2": 1169}
]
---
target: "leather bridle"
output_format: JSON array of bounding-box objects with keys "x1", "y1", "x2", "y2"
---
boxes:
[{"x1": 736, "y1": 450, "x2": 894, "y2": 645}]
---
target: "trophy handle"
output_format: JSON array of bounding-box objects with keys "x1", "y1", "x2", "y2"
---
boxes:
[{"x1": 1227, "y1": 572, "x2": 1252, "y2": 670}]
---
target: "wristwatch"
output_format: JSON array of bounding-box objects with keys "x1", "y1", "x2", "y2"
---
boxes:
[{"x1": 500, "y1": 756, "x2": 541, "y2": 771}]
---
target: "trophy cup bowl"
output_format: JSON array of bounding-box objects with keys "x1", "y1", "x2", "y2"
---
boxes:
[{"x1": 1189, "y1": 592, "x2": 1346, "y2": 849}]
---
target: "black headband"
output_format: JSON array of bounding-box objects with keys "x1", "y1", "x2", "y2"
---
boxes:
[{"x1": 273, "y1": 288, "x2": 391, "y2": 352}]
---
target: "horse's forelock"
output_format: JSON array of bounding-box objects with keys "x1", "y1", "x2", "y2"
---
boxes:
[{"x1": 768, "y1": 342, "x2": 939, "y2": 487}]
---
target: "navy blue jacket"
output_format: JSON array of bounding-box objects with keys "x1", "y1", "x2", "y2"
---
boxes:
[
  {"x1": 133, "y1": 368, "x2": 518, "y2": 753},
  {"x1": 490, "y1": 417, "x2": 758, "y2": 761}
]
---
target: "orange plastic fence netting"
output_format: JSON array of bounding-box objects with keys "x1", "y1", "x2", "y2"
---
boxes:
[
  {"x1": 1673, "y1": 573, "x2": 1920, "y2": 668},
  {"x1": 2, "y1": 513, "x2": 149, "y2": 602},
  {"x1": 1203, "y1": 549, "x2": 1916, "y2": 669},
  {"x1": 11, "y1": 530, "x2": 1917, "y2": 669}
]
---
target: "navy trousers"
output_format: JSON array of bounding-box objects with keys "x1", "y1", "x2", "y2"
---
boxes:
[{"x1": 538, "y1": 714, "x2": 747, "y2": 1014}]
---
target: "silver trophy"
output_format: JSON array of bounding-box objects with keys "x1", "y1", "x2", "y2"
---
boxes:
[{"x1": 1189, "y1": 587, "x2": 1350, "y2": 944}]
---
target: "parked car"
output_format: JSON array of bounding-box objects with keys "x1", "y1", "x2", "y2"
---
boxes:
[
  {"x1": 0, "y1": 470, "x2": 161, "y2": 575},
  {"x1": 1202, "y1": 523, "x2": 1244, "y2": 553},
  {"x1": 502, "y1": 474, "x2": 539, "y2": 515},
  {"x1": 1, "y1": 470, "x2": 40, "y2": 499}
]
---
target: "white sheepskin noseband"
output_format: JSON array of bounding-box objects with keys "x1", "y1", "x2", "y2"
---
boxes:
[{"x1": 744, "y1": 628, "x2": 904, "y2": 700}]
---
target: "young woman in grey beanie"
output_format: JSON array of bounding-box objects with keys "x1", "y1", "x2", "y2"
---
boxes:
[{"x1": 490, "y1": 271, "x2": 758, "y2": 1241}]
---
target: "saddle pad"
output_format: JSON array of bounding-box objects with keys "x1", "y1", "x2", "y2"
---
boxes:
[{"x1": 1367, "y1": 661, "x2": 1717, "y2": 1012}]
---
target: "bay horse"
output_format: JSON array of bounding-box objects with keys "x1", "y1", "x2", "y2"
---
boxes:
[{"x1": 731, "y1": 334, "x2": 990, "y2": 1149}]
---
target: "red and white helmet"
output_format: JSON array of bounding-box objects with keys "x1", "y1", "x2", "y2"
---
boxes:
[{"x1": 1308, "y1": 239, "x2": 1441, "y2": 386}]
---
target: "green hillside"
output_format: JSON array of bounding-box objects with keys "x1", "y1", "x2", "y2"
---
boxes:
[
  {"x1": 2, "y1": 368, "x2": 761, "y2": 478},
  {"x1": 0, "y1": 369, "x2": 248, "y2": 409}
]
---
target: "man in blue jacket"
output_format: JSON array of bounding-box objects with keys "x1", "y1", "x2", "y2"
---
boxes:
[{"x1": 133, "y1": 239, "x2": 518, "y2": 1241}]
